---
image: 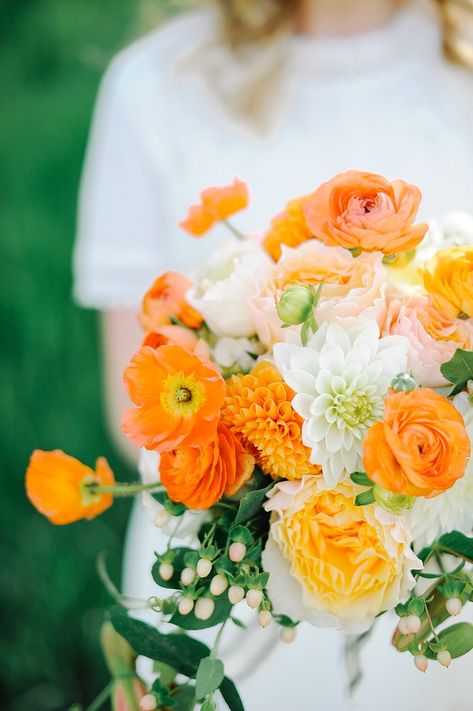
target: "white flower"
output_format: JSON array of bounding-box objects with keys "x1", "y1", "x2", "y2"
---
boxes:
[
  {"x1": 417, "y1": 211, "x2": 473, "y2": 262},
  {"x1": 407, "y1": 392, "x2": 473, "y2": 549},
  {"x1": 138, "y1": 449, "x2": 206, "y2": 539},
  {"x1": 187, "y1": 240, "x2": 271, "y2": 337},
  {"x1": 273, "y1": 321, "x2": 408, "y2": 486},
  {"x1": 212, "y1": 336, "x2": 265, "y2": 373}
]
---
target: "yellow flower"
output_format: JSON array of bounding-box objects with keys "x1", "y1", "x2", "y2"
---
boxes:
[
  {"x1": 423, "y1": 246, "x2": 473, "y2": 319},
  {"x1": 262, "y1": 477, "x2": 421, "y2": 631}
]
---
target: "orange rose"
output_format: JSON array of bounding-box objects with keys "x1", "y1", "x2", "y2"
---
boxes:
[
  {"x1": 263, "y1": 195, "x2": 313, "y2": 261},
  {"x1": 304, "y1": 170, "x2": 428, "y2": 255},
  {"x1": 140, "y1": 272, "x2": 203, "y2": 332},
  {"x1": 179, "y1": 178, "x2": 249, "y2": 237},
  {"x1": 160, "y1": 423, "x2": 254, "y2": 509},
  {"x1": 363, "y1": 389, "x2": 470, "y2": 498},
  {"x1": 423, "y1": 246, "x2": 473, "y2": 320}
]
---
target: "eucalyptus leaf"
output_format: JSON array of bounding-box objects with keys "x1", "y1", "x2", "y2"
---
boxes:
[
  {"x1": 196, "y1": 657, "x2": 225, "y2": 700},
  {"x1": 440, "y1": 348, "x2": 473, "y2": 395}
]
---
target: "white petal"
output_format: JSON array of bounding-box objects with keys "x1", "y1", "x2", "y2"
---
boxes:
[
  {"x1": 291, "y1": 393, "x2": 314, "y2": 420},
  {"x1": 310, "y1": 394, "x2": 334, "y2": 416},
  {"x1": 319, "y1": 343, "x2": 345, "y2": 375},
  {"x1": 305, "y1": 416, "x2": 330, "y2": 443},
  {"x1": 282, "y1": 368, "x2": 317, "y2": 395},
  {"x1": 326, "y1": 425, "x2": 345, "y2": 452}
]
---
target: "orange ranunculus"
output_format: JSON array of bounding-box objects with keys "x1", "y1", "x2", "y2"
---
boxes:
[
  {"x1": 143, "y1": 324, "x2": 199, "y2": 351},
  {"x1": 26, "y1": 450, "x2": 114, "y2": 524},
  {"x1": 179, "y1": 178, "x2": 249, "y2": 237},
  {"x1": 160, "y1": 423, "x2": 254, "y2": 509},
  {"x1": 140, "y1": 272, "x2": 203, "y2": 332},
  {"x1": 122, "y1": 344, "x2": 225, "y2": 452},
  {"x1": 304, "y1": 170, "x2": 428, "y2": 255},
  {"x1": 263, "y1": 195, "x2": 313, "y2": 261},
  {"x1": 423, "y1": 246, "x2": 473, "y2": 320},
  {"x1": 363, "y1": 389, "x2": 470, "y2": 498}
]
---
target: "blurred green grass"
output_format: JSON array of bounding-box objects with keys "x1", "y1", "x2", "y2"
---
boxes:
[{"x1": 0, "y1": 1, "x2": 176, "y2": 708}]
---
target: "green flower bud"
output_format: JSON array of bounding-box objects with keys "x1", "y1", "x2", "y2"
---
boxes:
[
  {"x1": 391, "y1": 372, "x2": 417, "y2": 393},
  {"x1": 277, "y1": 285, "x2": 315, "y2": 325},
  {"x1": 373, "y1": 484, "x2": 415, "y2": 515}
]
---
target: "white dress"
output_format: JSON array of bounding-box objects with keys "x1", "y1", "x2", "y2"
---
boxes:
[{"x1": 74, "y1": 2, "x2": 473, "y2": 709}]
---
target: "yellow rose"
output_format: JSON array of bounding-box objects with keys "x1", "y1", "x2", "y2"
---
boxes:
[
  {"x1": 262, "y1": 477, "x2": 421, "y2": 632},
  {"x1": 423, "y1": 246, "x2": 473, "y2": 319}
]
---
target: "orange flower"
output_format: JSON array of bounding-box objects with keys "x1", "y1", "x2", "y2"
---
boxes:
[
  {"x1": 304, "y1": 170, "x2": 428, "y2": 255},
  {"x1": 122, "y1": 344, "x2": 225, "y2": 452},
  {"x1": 423, "y1": 246, "x2": 473, "y2": 320},
  {"x1": 26, "y1": 450, "x2": 114, "y2": 524},
  {"x1": 221, "y1": 361, "x2": 321, "y2": 480},
  {"x1": 263, "y1": 195, "x2": 313, "y2": 261},
  {"x1": 140, "y1": 272, "x2": 203, "y2": 332},
  {"x1": 363, "y1": 389, "x2": 470, "y2": 498},
  {"x1": 179, "y1": 178, "x2": 249, "y2": 237},
  {"x1": 160, "y1": 423, "x2": 254, "y2": 509},
  {"x1": 142, "y1": 324, "x2": 199, "y2": 351}
]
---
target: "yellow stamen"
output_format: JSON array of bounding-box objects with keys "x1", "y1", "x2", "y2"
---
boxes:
[{"x1": 160, "y1": 371, "x2": 206, "y2": 417}]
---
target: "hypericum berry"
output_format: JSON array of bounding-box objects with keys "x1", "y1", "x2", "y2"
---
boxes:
[
  {"x1": 195, "y1": 597, "x2": 215, "y2": 621},
  {"x1": 158, "y1": 562, "x2": 174, "y2": 581},
  {"x1": 398, "y1": 617, "x2": 411, "y2": 635},
  {"x1": 246, "y1": 589, "x2": 263, "y2": 609},
  {"x1": 178, "y1": 597, "x2": 194, "y2": 616},
  {"x1": 446, "y1": 597, "x2": 462, "y2": 616},
  {"x1": 154, "y1": 509, "x2": 171, "y2": 528},
  {"x1": 197, "y1": 558, "x2": 212, "y2": 578},
  {"x1": 229, "y1": 542, "x2": 247, "y2": 563},
  {"x1": 414, "y1": 654, "x2": 428, "y2": 673},
  {"x1": 437, "y1": 650, "x2": 452, "y2": 668},
  {"x1": 180, "y1": 567, "x2": 196, "y2": 586},
  {"x1": 140, "y1": 694, "x2": 158, "y2": 711},
  {"x1": 228, "y1": 585, "x2": 245, "y2": 605},
  {"x1": 210, "y1": 574, "x2": 228, "y2": 596},
  {"x1": 406, "y1": 614, "x2": 422, "y2": 634},
  {"x1": 280, "y1": 627, "x2": 297, "y2": 644},
  {"x1": 258, "y1": 610, "x2": 272, "y2": 628}
]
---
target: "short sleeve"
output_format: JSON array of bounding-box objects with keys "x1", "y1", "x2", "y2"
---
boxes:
[{"x1": 73, "y1": 53, "x2": 172, "y2": 309}]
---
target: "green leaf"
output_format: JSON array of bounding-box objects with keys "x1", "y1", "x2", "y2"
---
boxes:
[
  {"x1": 425, "y1": 623, "x2": 473, "y2": 659},
  {"x1": 170, "y1": 596, "x2": 232, "y2": 631},
  {"x1": 229, "y1": 525, "x2": 253, "y2": 546},
  {"x1": 220, "y1": 677, "x2": 245, "y2": 711},
  {"x1": 151, "y1": 678, "x2": 176, "y2": 708},
  {"x1": 172, "y1": 685, "x2": 196, "y2": 711},
  {"x1": 349, "y1": 471, "x2": 372, "y2": 487},
  {"x1": 355, "y1": 490, "x2": 375, "y2": 506},
  {"x1": 436, "y1": 531, "x2": 473, "y2": 563},
  {"x1": 201, "y1": 699, "x2": 217, "y2": 711},
  {"x1": 196, "y1": 657, "x2": 225, "y2": 700},
  {"x1": 440, "y1": 348, "x2": 473, "y2": 395},
  {"x1": 408, "y1": 598, "x2": 425, "y2": 616},
  {"x1": 152, "y1": 547, "x2": 192, "y2": 589},
  {"x1": 234, "y1": 484, "x2": 274, "y2": 525}
]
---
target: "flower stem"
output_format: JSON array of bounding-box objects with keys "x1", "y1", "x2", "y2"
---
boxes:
[
  {"x1": 88, "y1": 481, "x2": 163, "y2": 497},
  {"x1": 222, "y1": 218, "x2": 245, "y2": 240},
  {"x1": 82, "y1": 681, "x2": 113, "y2": 711}
]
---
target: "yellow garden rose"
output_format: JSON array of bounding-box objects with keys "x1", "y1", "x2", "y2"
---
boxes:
[
  {"x1": 262, "y1": 477, "x2": 421, "y2": 632},
  {"x1": 423, "y1": 246, "x2": 473, "y2": 319}
]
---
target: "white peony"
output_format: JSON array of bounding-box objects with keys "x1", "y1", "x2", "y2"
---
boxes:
[
  {"x1": 187, "y1": 239, "x2": 271, "y2": 337},
  {"x1": 407, "y1": 392, "x2": 473, "y2": 550},
  {"x1": 273, "y1": 321, "x2": 408, "y2": 486}
]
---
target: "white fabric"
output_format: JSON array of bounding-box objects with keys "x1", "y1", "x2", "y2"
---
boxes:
[{"x1": 75, "y1": 1, "x2": 473, "y2": 708}]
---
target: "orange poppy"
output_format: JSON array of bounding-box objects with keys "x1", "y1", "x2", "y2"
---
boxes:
[
  {"x1": 140, "y1": 271, "x2": 203, "y2": 332},
  {"x1": 122, "y1": 344, "x2": 225, "y2": 452},
  {"x1": 263, "y1": 195, "x2": 313, "y2": 261},
  {"x1": 179, "y1": 178, "x2": 249, "y2": 237},
  {"x1": 160, "y1": 423, "x2": 255, "y2": 509},
  {"x1": 26, "y1": 450, "x2": 114, "y2": 524}
]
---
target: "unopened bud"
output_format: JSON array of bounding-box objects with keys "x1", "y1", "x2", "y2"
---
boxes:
[
  {"x1": 210, "y1": 574, "x2": 228, "y2": 596},
  {"x1": 180, "y1": 567, "x2": 196, "y2": 586},
  {"x1": 280, "y1": 626, "x2": 297, "y2": 644},
  {"x1": 258, "y1": 610, "x2": 272, "y2": 628},
  {"x1": 414, "y1": 654, "x2": 428, "y2": 673},
  {"x1": 391, "y1": 372, "x2": 417, "y2": 393},
  {"x1": 246, "y1": 589, "x2": 263, "y2": 609},
  {"x1": 228, "y1": 585, "x2": 245, "y2": 605},
  {"x1": 154, "y1": 509, "x2": 171, "y2": 528},
  {"x1": 195, "y1": 597, "x2": 215, "y2": 621},
  {"x1": 140, "y1": 694, "x2": 158, "y2": 711},
  {"x1": 437, "y1": 649, "x2": 452, "y2": 667},
  {"x1": 277, "y1": 284, "x2": 316, "y2": 325},
  {"x1": 178, "y1": 597, "x2": 194, "y2": 616},
  {"x1": 406, "y1": 614, "x2": 422, "y2": 634},
  {"x1": 159, "y1": 562, "x2": 174, "y2": 582},
  {"x1": 197, "y1": 558, "x2": 212, "y2": 578},
  {"x1": 446, "y1": 597, "x2": 462, "y2": 616},
  {"x1": 229, "y1": 542, "x2": 246, "y2": 563},
  {"x1": 398, "y1": 617, "x2": 411, "y2": 635},
  {"x1": 373, "y1": 484, "x2": 415, "y2": 515}
]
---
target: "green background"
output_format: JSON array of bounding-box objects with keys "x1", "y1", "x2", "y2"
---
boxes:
[{"x1": 0, "y1": 1, "x2": 186, "y2": 708}]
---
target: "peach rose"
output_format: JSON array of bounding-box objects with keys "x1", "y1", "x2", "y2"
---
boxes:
[
  {"x1": 140, "y1": 271, "x2": 203, "y2": 332},
  {"x1": 363, "y1": 389, "x2": 470, "y2": 498},
  {"x1": 304, "y1": 170, "x2": 428, "y2": 255},
  {"x1": 382, "y1": 294, "x2": 473, "y2": 387},
  {"x1": 250, "y1": 240, "x2": 387, "y2": 347},
  {"x1": 423, "y1": 246, "x2": 473, "y2": 320}
]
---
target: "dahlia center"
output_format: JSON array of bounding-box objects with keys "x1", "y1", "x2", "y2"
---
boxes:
[{"x1": 332, "y1": 391, "x2": 376, "y2": 427}]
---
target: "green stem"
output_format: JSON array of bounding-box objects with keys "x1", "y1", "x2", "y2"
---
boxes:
[
  {"x1": 83, "y1": 681, "x2": 113, "y2": 711},
  {"x1": 88, "y1": 481, "x2": 163, "y2": 497},
  {"x1": 222, "y1": 219, "x2": 245, "y2": 240},
  {"x1": 212, "y1": 619, "x2": 228, "y2": 659},
  {"x1": 424, "y1": 603, "x2": 440, "y2": 644}
]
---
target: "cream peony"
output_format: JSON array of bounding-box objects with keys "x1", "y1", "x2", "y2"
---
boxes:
[
  {"x1": 187, "y1": 239, "x2": 271, "y2": 337},
  {"x1": 273, "y1": 321, "x2": 408, "y2": 485},
  {"x1": 262, "y1": 477, "x2": 421, "y2": 633},
  {"x1": 250, "y1": 240, "x2": 387, "y2": 347}
]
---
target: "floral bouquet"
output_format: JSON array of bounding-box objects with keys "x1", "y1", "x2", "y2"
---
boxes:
[{"x1": 26, "y1": 171, "x2": 473, "y2": 711}]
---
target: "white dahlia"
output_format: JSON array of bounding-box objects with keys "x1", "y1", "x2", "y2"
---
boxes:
[{"x1": 273, "y1": 321, "x2": 408, "y2": 485}]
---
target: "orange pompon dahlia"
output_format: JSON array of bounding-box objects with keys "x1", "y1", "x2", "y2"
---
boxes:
[
  {"x1": 263, "y1": 195, "x2": 313, "y2": 261},
  {"x1": 26, "y1": 450, "x2": 114, "y2": 524},
  {"x1": 140, "y1": 271, "x2": 203, "y2": 332},
  {"x1": 122, "y1": 344, "x2": 225, "y2": 452},
  {"x1": 221, "y1": 361, "x2": 321, "y2": 480},
  {"x1": 160, "y1": 423, "x2": 254, "y2": 509},
  {"x1": 179, "y1": 178, "x2": 249, "y2": 237}
]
